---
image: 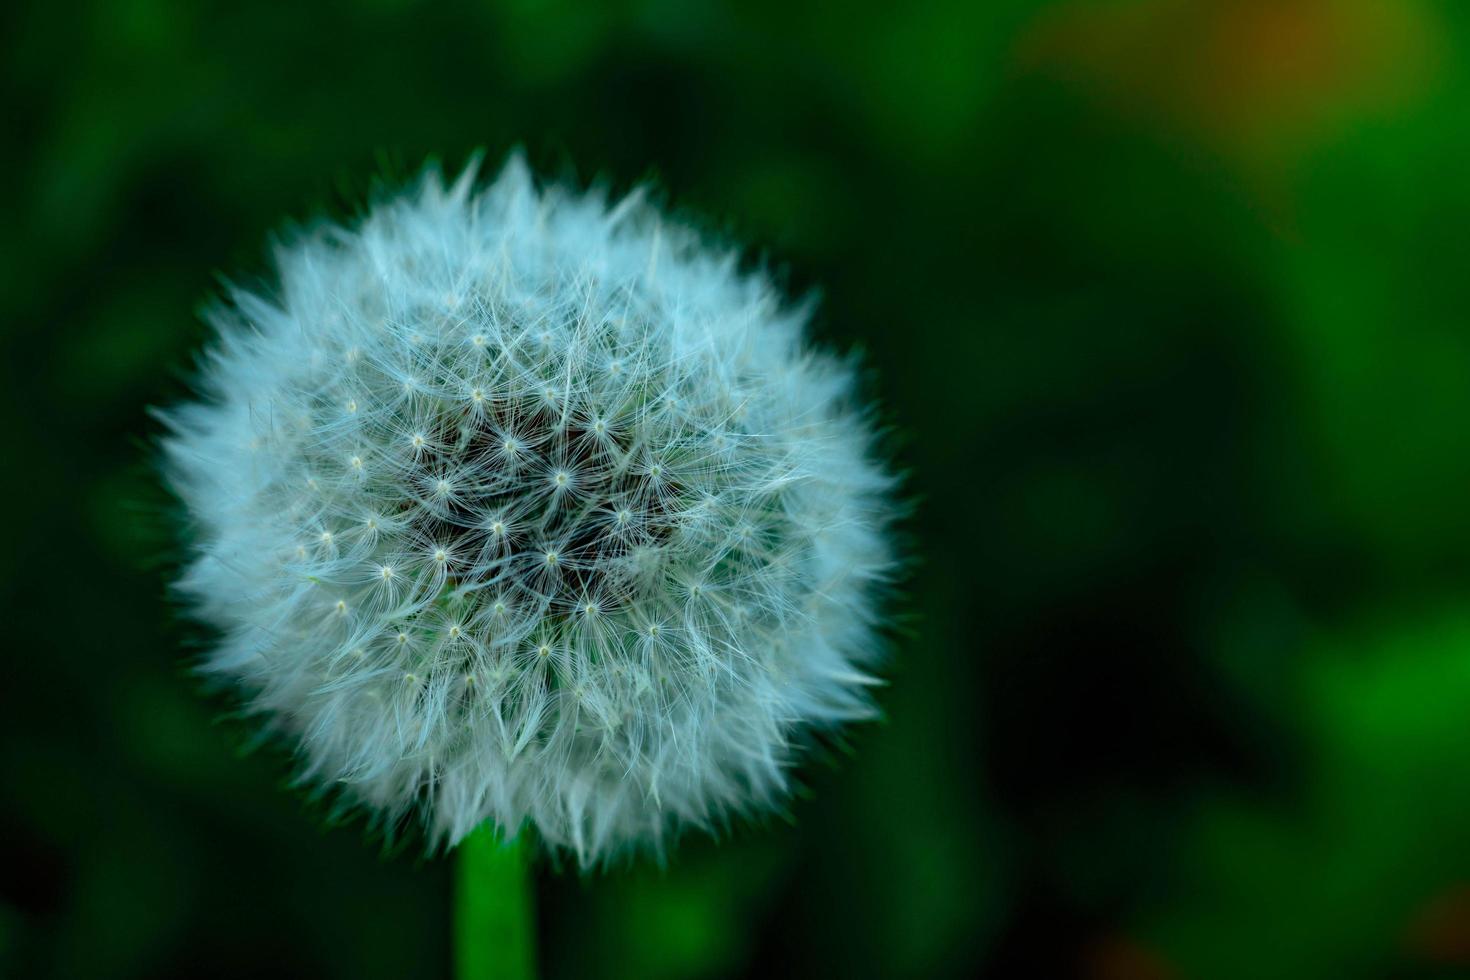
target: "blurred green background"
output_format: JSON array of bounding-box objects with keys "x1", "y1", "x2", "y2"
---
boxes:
[{"x1": 5, "y1": 0, "x2": 1470, "y2": 977}]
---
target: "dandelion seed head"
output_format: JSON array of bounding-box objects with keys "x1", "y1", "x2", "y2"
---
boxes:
[{"x1": 161, "y1": 153, "x2": 898, "y2": 865}]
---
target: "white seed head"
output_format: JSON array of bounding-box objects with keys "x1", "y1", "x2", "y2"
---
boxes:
[{"x1": 161, "y1": 153, "x2": 897, "y2": 865}]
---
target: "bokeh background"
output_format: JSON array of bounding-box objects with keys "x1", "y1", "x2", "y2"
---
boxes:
[{"x1": 5, "y1": 0, "x2": 1470, "y2": 977}]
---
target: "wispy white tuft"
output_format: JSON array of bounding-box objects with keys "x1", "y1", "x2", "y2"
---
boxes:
[{"x1": 162, "y1": 153, "x2": 897, "y2": 865}]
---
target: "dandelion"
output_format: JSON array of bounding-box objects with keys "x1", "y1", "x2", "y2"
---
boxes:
[{"x1": 161, "y1": 153, "x2": 898, "y2": 866}]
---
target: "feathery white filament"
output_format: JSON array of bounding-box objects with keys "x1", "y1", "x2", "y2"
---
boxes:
[{"x1": 163, "y1": 154, "x2": 895, "y2": 864}]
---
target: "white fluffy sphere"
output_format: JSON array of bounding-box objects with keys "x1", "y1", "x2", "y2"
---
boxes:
[{"x1": 163, "y1": 154, "x2": 896, "y2": 863}]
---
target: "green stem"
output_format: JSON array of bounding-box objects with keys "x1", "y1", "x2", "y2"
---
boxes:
[{"x1": 455, "y1": 825, "x2": 536, "y2": 980}]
